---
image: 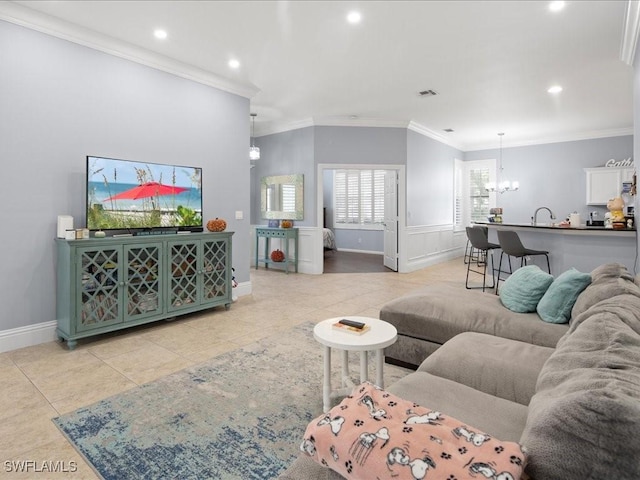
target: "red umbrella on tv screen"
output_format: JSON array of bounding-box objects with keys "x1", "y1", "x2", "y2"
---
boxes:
[{"x1": 104, "y1": 182, "x2": 188, "y2": 201}]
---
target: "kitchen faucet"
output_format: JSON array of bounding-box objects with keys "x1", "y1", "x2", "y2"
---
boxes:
[{"x1": 531, "y1": 207, "x2": 556, "y2": 225}]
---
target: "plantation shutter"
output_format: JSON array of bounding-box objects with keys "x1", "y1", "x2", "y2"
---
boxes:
[
  {"x1": 334, "y1": 169, "x2": 387, "y2": 227},
  {"x1": 281, "y1": 184, "x2": 296, "y2": 213},
  {"x1": 468, "y1": 166, "x2": 490, "y2": 223},
  {"x1": 454, "y1": 159, "x2": 463, "y2": 229}
]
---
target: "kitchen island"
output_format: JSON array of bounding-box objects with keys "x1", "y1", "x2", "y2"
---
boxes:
[{"x1": 475, "y1": 222, "x2": 637, "y2": 276}]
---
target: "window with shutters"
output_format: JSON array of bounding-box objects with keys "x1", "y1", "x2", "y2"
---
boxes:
[
  {"x1": 462, "y1": 159, "x2": 496, "y2": 226},
  {"x1": 334, "y1": 169, "x2": 386, "y2": 229}
]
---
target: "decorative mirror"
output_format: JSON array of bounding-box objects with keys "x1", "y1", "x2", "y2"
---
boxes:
[{"x1": 261, "y1": 174, "x2": 304, "y2": 220}]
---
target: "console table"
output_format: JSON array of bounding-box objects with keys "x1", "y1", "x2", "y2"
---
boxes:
[
  {"x1": 255, "y1": 227, "x2": 298, "y2": 274},
  {"x1": 55, "y1": 232, "x2": 233, "y2": 349}
]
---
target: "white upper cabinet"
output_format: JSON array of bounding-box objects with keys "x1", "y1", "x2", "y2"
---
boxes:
[{"x1": 585, "y1": 167, "x2": 635, "y2": 205}]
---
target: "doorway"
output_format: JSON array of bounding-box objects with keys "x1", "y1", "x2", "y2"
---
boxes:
[{"x1": 317, "y1": 163, "x2": 405, "y2": 274}]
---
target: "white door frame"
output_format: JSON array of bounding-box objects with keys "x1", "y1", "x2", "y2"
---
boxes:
[{"x1": 316, "y1": 163, "x2": 406, "y2": 273}]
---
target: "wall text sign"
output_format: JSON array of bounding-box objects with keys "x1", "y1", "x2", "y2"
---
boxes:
[{"x1": 605, "y1": 158, "x2": 634, "y2": 167}]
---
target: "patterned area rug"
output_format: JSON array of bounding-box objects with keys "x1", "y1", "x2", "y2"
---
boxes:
[{"x1": 53, "y1": 322, "x2": 408, "y2": 480}]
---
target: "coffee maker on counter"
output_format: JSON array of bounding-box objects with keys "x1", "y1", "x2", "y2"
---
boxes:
[{"x1": 488, "y1": 207, "x2": 503, "y2": 223}]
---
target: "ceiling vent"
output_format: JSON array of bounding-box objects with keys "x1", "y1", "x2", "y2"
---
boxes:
[{"x1": 418, "y1": 89, "x2": 438, "y2": 97}]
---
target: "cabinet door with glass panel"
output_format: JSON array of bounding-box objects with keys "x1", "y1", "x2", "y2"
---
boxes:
[
  {"x1": 76, "y1": 242, "x2": 164, "y2": 330},
  {"x1": 123, "y1": 242, "x2": 163, "y2": 321},
  {"x1": 201, "y1": 237, "x2": 231, "y2": 307},
  {"x1": 167, "y1": 236, "x2": 232, "y2": 313},
  {"x1": 76, "y1": 245, "x2": 123, "y2": 332}
]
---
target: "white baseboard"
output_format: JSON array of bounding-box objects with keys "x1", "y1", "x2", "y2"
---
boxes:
[
  {"x1": 0, "y1": 321, "x2": 58, "y2": 354},
  {"x1": 337, "y1": 248, "x2": 384, "y2": 255},
  {"x1": 233, "y1": 280, "x2": 252, "y2": 300},
  {"x1": 0, "y1": 283, "x2": 254, "y2": 354},
  {"x1": 400, "y1": 248, "x2": 464, "y2": 273}
]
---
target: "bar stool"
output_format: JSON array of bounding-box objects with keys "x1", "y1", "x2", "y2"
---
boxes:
[
  {"x1": 463, "y1": 226, "x2": 488, "y2": 264},
  {"x1": 465, "y1": 226, "x2": 500, "y2": 292},
  {"x1": 496, "y1": 230, "x2": 550, "y2": 288}
]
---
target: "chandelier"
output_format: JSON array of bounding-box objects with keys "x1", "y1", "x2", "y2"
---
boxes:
[
  {"x1": 249, "y1": 113, "x2": 260, "y2": 161},
  {"x1": 485, "y1": 132, "x2": 518, "y2": 193}
]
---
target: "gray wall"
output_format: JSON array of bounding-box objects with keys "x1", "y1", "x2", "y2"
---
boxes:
[
  {"x1": 464, "y1": 136, "x2": 634, "y2": 224},
  {"x1": 253, "y1": 125, "x2": 405, "y2": 252},
  {"x1": 407, "y1": 130, "x2": 465, "y2": 226},
  {"x1": 0, "y1": 20, "x2": 250, "y2": 331},
  {"x1": 315, "y1": 127, "x2": 405, "y2": 252},
  {"x1": 252, "y1": 125, "x2": 632, "y2": 251},
  {"x1": 251, "y1": 127, "x2": 315, "y2": 226}
]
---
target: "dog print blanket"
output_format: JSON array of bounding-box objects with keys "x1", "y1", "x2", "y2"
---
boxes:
[{"x1": 301, "y1": 382, "x2": 527, "y2": 480}]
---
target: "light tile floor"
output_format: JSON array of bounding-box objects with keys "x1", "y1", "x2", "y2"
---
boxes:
[{"x1": 0, "y1": 258, "x2": 472, "y2": 479}]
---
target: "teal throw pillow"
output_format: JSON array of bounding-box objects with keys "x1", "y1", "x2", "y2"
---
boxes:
[
  {"x1": 499, "y1": 265, "x2": 554, "y2": 313},
  {"x1": 537, "y1": 268, "x2": 592, "y2": 324}
]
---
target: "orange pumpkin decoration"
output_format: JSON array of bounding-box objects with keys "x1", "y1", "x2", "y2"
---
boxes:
[
  {"x1": 270, "y1": 249, "x2": 285, "y2": 262},
  {"x1": 206, "y1": 218, "x2": 227, "y2": 232},
  {"x1": 281, "y1": 220, "x2": 293, "y2": 228}
]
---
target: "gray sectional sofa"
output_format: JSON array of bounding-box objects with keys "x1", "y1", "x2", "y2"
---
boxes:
[
  {"x1": 279, "y1": 263, "x2": 640, "y2": 479},
  {"x1": 380, "y1": 283, "x2": 569, "y2": 368}
]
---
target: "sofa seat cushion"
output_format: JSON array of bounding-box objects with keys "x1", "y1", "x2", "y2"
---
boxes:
[
  {"x1": 300, "y1": 382, "x2": 527, "y2": 480},
  {"x1": 380, "y1": 284, "x2": 568, "y2": 349},
  {"x1": 521, "y1": 299, "x2": 640, "y2": 480},
  {"x1": 418, "y1": 332, "x2": 555, "y2": 406},
  {"x1": 388, "y1": 371, "x2": 528, "y2": 443}
]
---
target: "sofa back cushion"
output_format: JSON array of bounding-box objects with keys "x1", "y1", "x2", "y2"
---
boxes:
[
  {"x1": 520, "y1": 297, "x2": 640, "y2": 480},
  {"x1": 571, "y1": 263, "x2": 640, "y2": 320}
]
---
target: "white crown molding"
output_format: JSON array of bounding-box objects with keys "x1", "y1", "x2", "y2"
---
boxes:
[
  {"x1": 256, "y1": 114, "x2": 632, "y2": 151},
  {"x1": 313, "y1": 116, "x2": 409, "y2": 129},
  {"x1": 255, "y1": 118, "x2": 315, "y2": 137},
  {"x1": 408, "y1": 121, "x2": 465, "y2": 151},
  {"x1": 465, "y1": 127, "x2": 634, "y2": 151},
  {"x1": 621, "y1": 1, "x2": 640, "y2": 66},
  {"x1": 0, "y1": 2, "x2": 259, "y2": 99}
]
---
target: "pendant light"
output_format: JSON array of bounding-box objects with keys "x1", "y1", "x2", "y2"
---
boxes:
[
  {"x1": 485, "y1": 133, "x2": 518, "y2": 193},
  {"x1": 249, "y1": 113, "x2": 260, "y2": 161}
]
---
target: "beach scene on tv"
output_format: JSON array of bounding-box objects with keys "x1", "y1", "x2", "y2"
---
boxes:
[{"x1": 87, "y1": 156, "x2": 203, "y2": 231}]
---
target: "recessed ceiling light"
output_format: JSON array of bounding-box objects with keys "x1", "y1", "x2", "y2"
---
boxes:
[
  {"x1": 153, "y1": 29, "x2": 167, "y2": 40},
  {"x1": 228, "y1": 59, "x2": 240, "y2": 69},
  {"x1": 347, "y1": 11, "x2": 362, "y2": 24},
  {"x1": 549, "y1": 1, "x2": 565, "y2": 12},
  {"x1": 547, "y1": 85, "x2": 563, "y2": 94}
]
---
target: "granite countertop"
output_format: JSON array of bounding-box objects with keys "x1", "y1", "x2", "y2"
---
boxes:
[{"x1": 475, "y1": 221, "x2": 636, "y2": 233}]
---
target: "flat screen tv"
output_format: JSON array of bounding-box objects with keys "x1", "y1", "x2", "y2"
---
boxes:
[{"x1": 86, "y1": 156, "x2": 203, "y2": 233}]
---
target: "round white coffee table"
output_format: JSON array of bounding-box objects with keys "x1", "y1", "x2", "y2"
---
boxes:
[{"x1": 313, "y1": 316, "x2": 397, "y2": 412}]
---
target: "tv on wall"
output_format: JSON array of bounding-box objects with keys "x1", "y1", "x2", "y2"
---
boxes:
[{"x1": 86, "y1": 156, "x2": 203, "y2": 233}]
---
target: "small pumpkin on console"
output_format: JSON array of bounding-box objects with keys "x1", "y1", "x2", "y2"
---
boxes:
[
  {"x1": 281, "y1": 220, "x2": 293, "y2": 228},
  {"x1": 206, "y1": 218, "x2": 227, "y2": 232},
  {"x1": 270, "y1": 249, "x2": 285, "y2": 262}
]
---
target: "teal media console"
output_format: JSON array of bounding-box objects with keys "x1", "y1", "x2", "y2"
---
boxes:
[{"x1": 55, "y1": 232, "x2": 233, "y2": 349}]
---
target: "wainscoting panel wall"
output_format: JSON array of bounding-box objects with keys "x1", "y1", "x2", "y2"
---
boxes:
[
  {"x1": 251, "y1": 225, "x2": 465, "y2": 275},
  {"x1": 401, "y1": 225, "x2": 466, "y2": 273}
]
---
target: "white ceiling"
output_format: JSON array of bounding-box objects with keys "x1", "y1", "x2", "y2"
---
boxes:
[{"x1": 3, "y1": 1, "x2": 635, "y2": 150}]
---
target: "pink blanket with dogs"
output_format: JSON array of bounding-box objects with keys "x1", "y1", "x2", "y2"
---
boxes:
[{"x1": 301, "y1": 382, "x2": 527, "y2": 480}]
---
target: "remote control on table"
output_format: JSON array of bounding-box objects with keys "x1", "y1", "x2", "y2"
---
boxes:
[{"x1": 338, "y1": 319, "x2": 366, "y2": 329}]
